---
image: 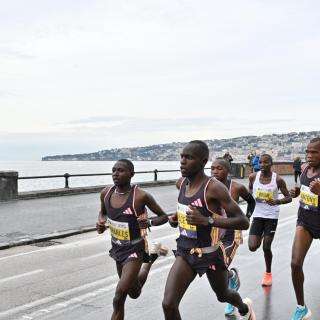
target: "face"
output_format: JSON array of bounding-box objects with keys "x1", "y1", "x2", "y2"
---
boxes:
[
  {"x1": 112, "y1": 161, "x2": 133, "y2": 186},
  {"x1": 306, "y1": 142, "x2": 320, "y2": 168},
  {"x1": 211, "y1": 161, "x2": 228, "y2": 182},
  {"x1": 259, "y1": 155, "x2": 272, "y2": 173},
  {"x1": 180, "y1": 144, "x2": 206, "y2": 178}
]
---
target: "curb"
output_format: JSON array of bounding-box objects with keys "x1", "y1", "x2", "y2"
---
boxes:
[{"x1": 0, "y1": 226, "x2": 96, "y2": 250}]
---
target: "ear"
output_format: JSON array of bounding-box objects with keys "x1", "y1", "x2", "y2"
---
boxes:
[{"x1": 203, "y1": 158, "x2": 208, "y2": 167}]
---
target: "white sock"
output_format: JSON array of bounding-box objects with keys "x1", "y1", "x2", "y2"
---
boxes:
[{"x1": 297, "y1": 305, "x2": 305, "y2": 310}]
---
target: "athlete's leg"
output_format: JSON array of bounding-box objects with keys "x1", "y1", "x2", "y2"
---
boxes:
[
  {"x1": 206, "y1": 268, "x2": 250, "y2": 316},
  {"x1": 248, "y1": 218, "x2": 264, "y2": 252},
  {"x1": 294, "y1": 171, "x2": 298, "y2": 183},
  {"x1": 127, "y1": 258, "x2": 157, "y2": 298},
  {"x1": 162, "y1": 256, "x2": 196, "y2": 320},
  {"x1": 248, "y1": 235, "x2": 262, "y2": 252},
  {"x1": 112, "y1": 259, "x2": 143, "y2": 320},
  {"x1": 291, "y1": 226, "x2": 313, "y2": 306},
  {"x1": 262, "y1": 235, "x2": 275, "y2": 273}
]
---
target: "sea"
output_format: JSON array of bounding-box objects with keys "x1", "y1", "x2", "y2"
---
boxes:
[{"x1": 0, "y1": 160, "x2": 197, "y2": 192}]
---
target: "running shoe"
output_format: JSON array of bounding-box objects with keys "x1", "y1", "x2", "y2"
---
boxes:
[
  {"x1": 261, "y1": 272, "x2": 272, "y2": 286},
  {"x1": 230, "y1": 267, "x2": 241, "y2": 291},
  {"x1": 291, "y1": 305, "x2": 312, "y2": 320},
  {"x1": 224, "y1": 303, "x2": 236, "y2": 316},
  {"x1": 240, "y1": 298, "x2": 256, "y2": 320},
  {"x1": 224, "y1": 268, "x2": 240, "y2": 315}
]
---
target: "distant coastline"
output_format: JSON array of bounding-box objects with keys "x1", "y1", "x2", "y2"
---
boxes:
[{"x1": 42, "y1": 130, "x2": 319, "y2": 162}]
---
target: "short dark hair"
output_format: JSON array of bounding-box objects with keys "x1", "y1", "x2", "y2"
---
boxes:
[
  {"x1": 214, "y1": 158, "x2": 231, "y2": 172},
  {"x1": 310, "y1": 137, "x2": 320, "y2": 144},
  {"x1": 260, "y1": 153, "x2": 273, "y2": 164},
  {"x1": 188, "y1": 140, "x2": 209, "y2": 160},
  {"x1": 117, "y1": 159, "x2": 134, "y2": 173}
]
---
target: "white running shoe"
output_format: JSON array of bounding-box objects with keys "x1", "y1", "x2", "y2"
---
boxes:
[
  {"x1": 149, "y1": 242, "x2": 168, "y2": 256},
  {"x1": 240, "y1": 298, "x2": 256, "y2": 320}
]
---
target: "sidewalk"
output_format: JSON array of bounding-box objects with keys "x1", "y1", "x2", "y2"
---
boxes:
[
  {"x1": 0, "y1": 176, "x2": 295, "y2": 250},
  {"x1": 0, "y1": 185, "x2": 178, "y2": 249}
]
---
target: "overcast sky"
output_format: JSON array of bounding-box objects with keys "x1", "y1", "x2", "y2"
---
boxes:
[{"x1": 1, "y1": 0, "x2": 320, "y2": 160}]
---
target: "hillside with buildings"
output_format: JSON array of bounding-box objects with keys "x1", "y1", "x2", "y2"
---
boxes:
[{"x1": 42, "y1": 131, "x2": 319, "y2": 162}]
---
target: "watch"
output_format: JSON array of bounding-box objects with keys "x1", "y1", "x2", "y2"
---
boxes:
[{"x1": 208, "y1": 216, "x2": 214, "y2": 227}]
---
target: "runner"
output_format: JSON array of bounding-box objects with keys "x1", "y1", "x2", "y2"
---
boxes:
[
  {"x1": 248, "y1": 154, "x2": 291, "y2": 287},
  {"x1": 96, "y1": 159, "x2": 169, "y2": 320},
  {"x1": 211, "y1": 158, "x2": 256, "y2": 316},
  {"x1": 290, "y1": 137, "x2": 320, "y2": 320},
  {"x1": 163, "y1": 140, "x2": 255, "y2": 320}
]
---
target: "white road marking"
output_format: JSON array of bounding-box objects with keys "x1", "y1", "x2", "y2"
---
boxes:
[
  {"x1": 4, "y1": 262, "x2": 172, "y2": 320},
  {"x1": 0, "y1": 269, "x2": 43, "y2": 284}
]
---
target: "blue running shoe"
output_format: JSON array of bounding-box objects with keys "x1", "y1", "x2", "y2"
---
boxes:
[
  {"x1": 291, "y1": 305, "x2": 312, "y2": 320},
  {"x1": 225, "y1": 303, "x2": 236, "y2": 316},
  {"x1": 229, "y1": 267, "x2": 240, "y2": 291}
]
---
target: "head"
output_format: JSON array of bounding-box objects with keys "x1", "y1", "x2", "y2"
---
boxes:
[
  {"x1": 259, "y1": 154, "x2": 273, "y2": 174},
  {"x1": 211, "y1": 158, "x2": 230, "y2": 183},
  {"x1": 306, "y1": 137, "x2": 320, "y2": 168},
  {"x1": 112, "y1": 159, "x2": 135, "y2": 186},
  {"x1": 180, "y1": 140, "x2": 209, "y2": 178}
]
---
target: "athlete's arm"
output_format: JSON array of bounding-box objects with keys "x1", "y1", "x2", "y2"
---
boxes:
[
  {"x1": 96, "y1": 187, "x2": 109, "y2": 234},
  {"x1": 176, "y1": 177, "x2": 184, "y2": 190},
  {"x1": 267, "y1": 177, "x2": 292, "y2": 206},
  {"x1": 186, "y1": 180, "x2": 249, "y2": 230},
  {"x1": 310, "y1": 178, "x2": 320, "y2": 195},
  {"x1": 137, "y1": 190, "x2": 169, "y2": 227},
  {"x1": 167, "y1": 178, "x2": 183, "y2": 228},
  {"x1": 248, "y1": 173, "x2": 255, "y2": 194},
  {"x1": 238, "y1": 184, "x2": 256, "y2": 218}
]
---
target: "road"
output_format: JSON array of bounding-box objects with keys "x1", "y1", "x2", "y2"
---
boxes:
[{"x1": 1, "y1": 199, "x2": 319, "y2": 320}]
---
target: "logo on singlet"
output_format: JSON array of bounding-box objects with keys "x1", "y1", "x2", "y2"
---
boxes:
[{"x1": 123, "y1": 207, "x2": 133, "y2": 215}]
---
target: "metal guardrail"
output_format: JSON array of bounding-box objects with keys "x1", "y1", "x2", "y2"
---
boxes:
[
  {"x1": 19, "y1": 168, "x2": 211, "y2": 189},
  {"x1": 17, "y1": 162, "x2": 254, "y2": 189}
]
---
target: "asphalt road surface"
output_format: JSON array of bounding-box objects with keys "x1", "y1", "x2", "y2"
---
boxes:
[{"x1": 1, "y1": 199, "x2": 319, "y2": 320}]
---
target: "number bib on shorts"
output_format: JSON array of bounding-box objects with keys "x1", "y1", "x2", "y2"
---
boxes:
[
  {"x1": 300, "y1": 185, "x2": 319, "y2": 211},
  {"x1": 177, "y1": 203, "x2": 197, "y2": 239},
  {"x1": 107, "y1": 218, "x2": 131, "y2": 241}
]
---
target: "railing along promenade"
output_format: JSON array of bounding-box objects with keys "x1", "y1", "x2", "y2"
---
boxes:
[{"x1": 0, "y1": 162, "x2": 294, "y2": 202}]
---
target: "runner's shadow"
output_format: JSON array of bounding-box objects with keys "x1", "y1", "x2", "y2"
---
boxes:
[{"x1": 261, "y1": 286, "x2": 273, "y2": 320}]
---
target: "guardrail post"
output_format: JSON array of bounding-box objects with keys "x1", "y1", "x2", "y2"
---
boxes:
[
  {"x1": 0, "y1": 171, "x2": 18, "y2": 201},
  {"x1": 153, "y1": 169, "x2": 158, "y2": 181},
  {"x1": 64, "y1": 173, "x2": 70, "y2": 188}
]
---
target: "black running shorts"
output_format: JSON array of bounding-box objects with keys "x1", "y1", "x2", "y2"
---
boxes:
[{"x1": 249, "y1": 217, "x2": 278, "y2": 237}]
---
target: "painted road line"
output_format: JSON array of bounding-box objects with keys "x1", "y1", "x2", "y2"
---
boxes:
[
  {"x1": 0, "y1": 269, "x2": 43, "y2": 284},
  {"x1": 17, "y1": 263, "x2": 173, "y2": 320}
]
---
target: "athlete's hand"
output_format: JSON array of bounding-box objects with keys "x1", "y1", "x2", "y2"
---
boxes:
[
  {"x1": 96, "y1": 220, "x2": 107, "y2": 234},
  {"x1": 186, "y1": 206, "x2": 208, "y2": 226},
  {"x1": 137, "y1": 217, "x2": 151, "y2": 229},
  {"x1": 265, "y1": 199, "x2": 278, "y2": 206},
  {"x1": 310, "y1": 179, "x2": 320, "y2": 195},
  {"x1": 289, "y1": 188, "x2": 300, "y2": 198},
  {"x1": 168, "y1": 214, "x2": 178, "y2": 228}
]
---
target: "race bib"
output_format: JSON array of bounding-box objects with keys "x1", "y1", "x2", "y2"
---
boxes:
[
  {"x1": 255, "y1": 188, "x2": 273, "y2": 202},
  {"x1": 300, "y1": 185, "x2": 319, "y2": 210},
  {"x1": 177, "y1": 203, "x2": 197, "y2": 239},
  {"x1": 107, "y1": 218, "x2": 130, "y2": 241}
]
